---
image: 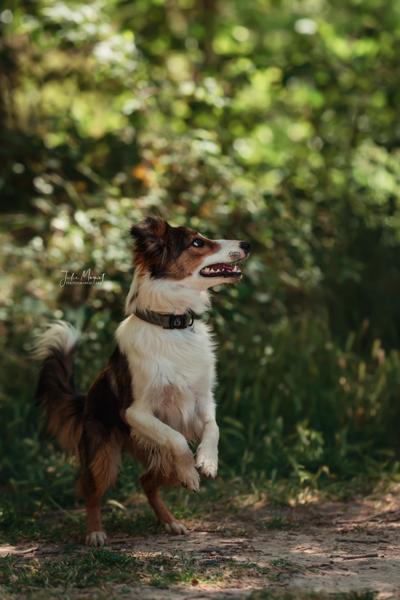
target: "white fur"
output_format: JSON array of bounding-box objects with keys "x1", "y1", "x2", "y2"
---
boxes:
[
  {"x1": 86, "y1": 531, "x2": 107, "y2": 546},
  {"x1": 165, "y1": 521, "x2": 188, "y2": 535},
  {"x1": 120, "y1": 239, "x2": 246, "y2": 486},
  {"x1": 177, "y1": 238, "x2": 246, "y2": 296},
  {"x1": 125, "y1": 270, "x2": 211, "y2": 316},
  {"x1": 117, "y1": 312, "x2": 216, "y2": 488},
  {"x1": 32, "y1": 320, "x2": 80, "y2": 360}
]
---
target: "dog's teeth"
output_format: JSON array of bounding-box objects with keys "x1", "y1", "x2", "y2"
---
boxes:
[{"x1": 202, "y1": 262, "x2": 242, "y2": 276}]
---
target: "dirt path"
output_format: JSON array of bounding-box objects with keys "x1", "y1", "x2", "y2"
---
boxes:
[{"x1": 2, "y1": 487, "x2": 400, "y2": 599}]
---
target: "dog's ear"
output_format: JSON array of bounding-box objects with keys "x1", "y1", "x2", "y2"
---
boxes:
[
  {"x1": 130, "y1": 217, "x2": 170, "y2": 270},
  {"x1": 130, "y1": 217, "x2": 168, "y2": 241}
]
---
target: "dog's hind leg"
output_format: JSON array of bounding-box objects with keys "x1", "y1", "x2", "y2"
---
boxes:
[
  {"x1": 78, "y1": 429, "x2": 122, "y2": 546},
  {"x1": 140, "y1": 471, "x2": 188, "y2": 535}
]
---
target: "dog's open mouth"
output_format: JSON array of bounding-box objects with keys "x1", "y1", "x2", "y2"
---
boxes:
[{"x1": 200, "y1": 262, "x2": 242, "y2": 278}]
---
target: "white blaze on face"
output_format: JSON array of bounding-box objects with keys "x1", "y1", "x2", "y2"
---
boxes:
[
  {"x1": 202, "y1": 239, "x2": 246, "y2": 267},
  {"x1": 181, "y1": 239, "x2": 248, "y2": 290}
]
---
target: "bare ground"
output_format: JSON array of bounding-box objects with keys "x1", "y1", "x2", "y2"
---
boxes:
[{"x1": 2, "y1": 486, "x2": 400, "y2": 599}]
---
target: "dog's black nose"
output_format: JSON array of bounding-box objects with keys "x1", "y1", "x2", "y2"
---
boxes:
[{"x1": 239, "y1": 241, "x2": 251, "y2": 254}]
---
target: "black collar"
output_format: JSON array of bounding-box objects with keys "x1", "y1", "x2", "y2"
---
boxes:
[{"x1": 134, "y1": 308, "x2": 198, "y2": 329}]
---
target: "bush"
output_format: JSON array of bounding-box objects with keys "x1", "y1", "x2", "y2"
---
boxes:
[{"x1": 1, "y1": 0, "x2": 400, "y2": 517}]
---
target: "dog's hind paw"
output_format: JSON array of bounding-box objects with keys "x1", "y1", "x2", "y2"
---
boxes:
[
  {"x1": 86, "y1": 531, "x2": 107, "y2": 546},
  {"x1": 165, "y1": 521, "x2": 188, "y2": 535}
]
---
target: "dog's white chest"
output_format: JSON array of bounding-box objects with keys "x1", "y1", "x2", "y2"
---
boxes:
[
  {"x1": 153, "y1": 384, "x2": 199, "y2": 439},
  {"x1": 116, "y1": 316, "x2": 215, "y2": 440}
]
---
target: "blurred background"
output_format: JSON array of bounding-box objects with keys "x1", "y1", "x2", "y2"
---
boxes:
[{"x1": 1, "y1": 0, "x2": 400, "y2": 525}]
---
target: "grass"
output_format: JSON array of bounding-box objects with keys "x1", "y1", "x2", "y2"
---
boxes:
[
  {"x1": 0, "y1": 547, "x2": 379, "y2": 599},
  {"x1": 1, "y1": 549, "x2": 141, "y2": 590},
  {"x1": 1, "y1": 367, "x2": 397, "y2": 598},
  {"x1": 0, "y1": 546, "x2": 267, "y2": 595},
  {"x1": 0, "y1": 476, "x2": 392, "y2": 599},
  {"x1": 1, "y1": 471, "x2": 392, "y2": 546},
  {"x1": 0, "y1": 504, "x2": 161, "y2": 546},
  {"x1": 0, "y1": 548, "x2": 228, "y2": 591}
]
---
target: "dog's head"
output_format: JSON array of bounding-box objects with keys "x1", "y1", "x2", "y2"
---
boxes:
[{"x1": 130, "y1": 217, "x2": 250, "y2": 289}]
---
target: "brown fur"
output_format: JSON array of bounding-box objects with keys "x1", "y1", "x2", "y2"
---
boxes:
[
  {"x1": 131, "y1": 216, "x2": 220, "y2": 280},
  {"x1": 36, "y1": 344, "x2": 185, "y2": 538},
  {"x1": 35, "y1": 217, "x2": 243, "y2": 541},
  {"x1": 36, "y1": 348, "x2": 84, "y2": 454},
  {"x1": 140, "y1": 471, "x2": 181, "y2": 526}
]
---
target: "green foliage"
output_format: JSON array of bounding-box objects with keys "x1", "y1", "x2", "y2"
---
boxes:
[{"x1": 1, "y1": 0, "x2": 400, "y2": 521}]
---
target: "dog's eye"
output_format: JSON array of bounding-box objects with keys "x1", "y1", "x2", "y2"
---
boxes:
[{"x1": 192, "y1": 238, "x2": 205, "y2": 248}]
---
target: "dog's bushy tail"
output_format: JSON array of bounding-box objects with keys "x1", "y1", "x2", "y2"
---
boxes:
[{"x1": 33, "y1": 321, "x2": 84, "y2": 454}]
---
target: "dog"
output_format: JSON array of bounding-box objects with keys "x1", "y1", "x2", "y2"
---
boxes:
[{"x1": 33, "y1": 217, "x2": 250, "y2": 545}]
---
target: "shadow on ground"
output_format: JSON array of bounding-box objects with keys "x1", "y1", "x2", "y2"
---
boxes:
[{"x1": 1, "y1": 486, "x2": 400, "y2": 599}]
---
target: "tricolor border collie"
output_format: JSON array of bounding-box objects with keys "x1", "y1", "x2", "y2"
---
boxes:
[{"x1": 34, "y1": 217, "x2": 250, "y2": 545}]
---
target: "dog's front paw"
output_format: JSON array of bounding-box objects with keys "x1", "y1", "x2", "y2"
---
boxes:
[
  {"x1": 176, "y1": 464, "x2": 200, "y2": 492},
  {"x1": 85, "y1": 531, "x2": 107, "y2": 546},
  {"x1": 196, "y1": 447, "x2": 218, "y2": 478}
]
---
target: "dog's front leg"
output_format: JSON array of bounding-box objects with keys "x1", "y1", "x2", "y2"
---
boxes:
[
  {"x1": 196, "y1": 393, "x2": 219, "y2": 479},
  {"x1": 125, "y1": 399, "x2": 200, "y2": 492}
]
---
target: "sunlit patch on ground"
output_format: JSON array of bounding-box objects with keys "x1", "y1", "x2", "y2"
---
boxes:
[{"x1": 1, "y1": 487, "x2": 400, "y2": 599}]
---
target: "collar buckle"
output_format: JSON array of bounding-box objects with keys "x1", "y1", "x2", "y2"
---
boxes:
[
  {"x1": 169, "y1": 314, "x2": 186, "y2": 329},
  {"x1": 167, "y1": 311, "x2": 194, "y2": 329}
]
